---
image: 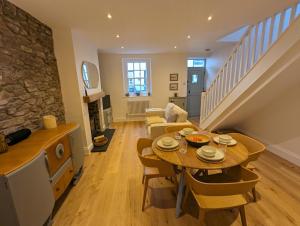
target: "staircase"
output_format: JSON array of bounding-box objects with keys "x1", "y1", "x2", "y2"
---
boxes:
[{"x1": 200, "y1": 2, "x2": 300, "y2": 130}]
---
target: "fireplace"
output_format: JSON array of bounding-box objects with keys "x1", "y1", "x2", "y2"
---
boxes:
[{"x1": 87, "y1": 100, "x2": 101, "y2": 137}]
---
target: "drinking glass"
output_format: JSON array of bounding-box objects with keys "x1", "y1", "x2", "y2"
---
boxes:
[
  {"x1": 218, "y1": 142, "x2": 228, "y2": 155},
  {"x1": 179, "y1": 139, "x2": 187, "y2": 154}
]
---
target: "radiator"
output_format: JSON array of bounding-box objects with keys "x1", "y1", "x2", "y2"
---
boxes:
[{"x1": 127, "y1": 100, "x2": 149, "y2": 117}]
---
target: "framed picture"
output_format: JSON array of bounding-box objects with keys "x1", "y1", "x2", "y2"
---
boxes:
[
  {"x1": 169, "y1": 83, "x2": 178, "y2": 91},
  {"x1": 170, "y1": 73, "x2": 178, "y2": 81}
]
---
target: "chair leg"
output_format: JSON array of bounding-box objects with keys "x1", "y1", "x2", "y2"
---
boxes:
[
  {"x1": 142, "y1": 175, "x2": 145, "y2": 184},
  {"x1": 199, "y1": 208, "x2": 206, "y2": 226},
  {"x1": 252, "y1": 187, "x2": 257, "y2": 202},
  {"x1": 142, "y1": 177, "x2": 149, "y2": 211},
  {"x1": 239, "y1": 206, "x2": 247, "y2": 226}
]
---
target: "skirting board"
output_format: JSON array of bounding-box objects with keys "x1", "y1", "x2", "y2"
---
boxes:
[
  {"x1": 114, "y1": 117, "x2": 145, "y2": 122},
  {"x1": 236, "y1": 127, "x2": 300, "y2": 167},
  {"x1": 83, "y1": 142, "x2": 94, "y2": 155}
]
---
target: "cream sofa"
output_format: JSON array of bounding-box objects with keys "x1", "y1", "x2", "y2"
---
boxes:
[{"x1": 145, "y1": 103, "x2": 192, "y2": 139}]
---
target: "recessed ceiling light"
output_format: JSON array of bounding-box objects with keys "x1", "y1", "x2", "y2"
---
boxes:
[
  {"x1": 121, "y1": 46, "x2": 124, "y2": 49},
  {"x1": 187, "y1": 35, "x2": 191, "y2": 39},
  {"x1": 107, "y1": 13, "x2": 112, "y2": 19},
  {"x1": 116, "y1": 34, "x2": 120, "y2": 38},
  {"x1": 174, "y1": 46, "x2": 177, "y2": 49},
  {"x1": 208, "y1": 16, "x2": 213, "y2": 21}
]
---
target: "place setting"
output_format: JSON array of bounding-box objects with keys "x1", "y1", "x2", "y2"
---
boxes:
[
  {"x1": 212, "y1": 134, "x2": 237, "y2": 146},
  {"x1": 156, "y1": 136, "x2": 180, "y2": 151},
  {"x1": 178, "y1": 127, "x2": 195, "y2": 136},
  {"x1": 195, "y1": 134, "x2": 238, "y2": 163}
]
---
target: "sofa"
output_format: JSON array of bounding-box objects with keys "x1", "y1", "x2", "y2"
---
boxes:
[{"x1": 145, "y1": 103, "x2": 192, "y2": 139}]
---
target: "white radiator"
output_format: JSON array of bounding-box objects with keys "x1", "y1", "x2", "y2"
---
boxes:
[{"x1": 127, "y1": 100, "x2": 149, "y2": 117}]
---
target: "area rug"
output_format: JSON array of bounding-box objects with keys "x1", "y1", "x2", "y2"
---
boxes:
[{"x1": 91, "y1": 128, "x2": 115, "y2": 152}]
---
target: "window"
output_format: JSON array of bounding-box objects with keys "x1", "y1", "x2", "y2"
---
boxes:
[
  {"x1": 123, "y1": 59, "x2": 151, "y2": 96},
  {"x1": 187, "y1": 59, "x2": 205, "y2": 68},
  {"x1": 192, "y1": 74, "x2": 198, "y2": 84}
]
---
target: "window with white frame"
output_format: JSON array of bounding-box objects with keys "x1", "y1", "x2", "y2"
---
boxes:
[
  {"x1": 187, "y1": 59, "x2": 205, "y2": 68},
  {"x1": 122, "y1": 59, "x2": 151, "y2": 96}
]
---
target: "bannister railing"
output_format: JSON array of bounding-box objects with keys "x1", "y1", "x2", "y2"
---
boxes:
[{"x1": 200, "y1": 2, "x2": 300, "y2": 122}]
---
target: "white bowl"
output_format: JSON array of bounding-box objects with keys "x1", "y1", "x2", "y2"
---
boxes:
[
  {"x1": 219, "y1": 134, "x2": 233, "y2": 144},
  {"x1": 161, "y1": 137, "x2": 174, "y2": 146},
  {"x1": 182, "y1": 127, "x2": 194, "y2": 135},
  {"x1": 201, "y1": 145, "x2": 217, "y2": 157}
]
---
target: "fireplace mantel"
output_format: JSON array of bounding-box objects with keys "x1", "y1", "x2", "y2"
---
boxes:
[{"x1": 83, "y1": 91, "x2": 105, "y2": 103}]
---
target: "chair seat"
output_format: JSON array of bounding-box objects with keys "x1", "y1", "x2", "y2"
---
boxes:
[
  {"x1": 193, "y1": 191, "x2": 247, "y2": 210},
  {"x1": 144, "y1": 166, "x2": 160, "y2": 177},
  {"x1": 145, "y1": 116, "x2": 166, "y2": 125},
  {"x1": 142, "y1": 147, "x2": 155, "y2": 157}
]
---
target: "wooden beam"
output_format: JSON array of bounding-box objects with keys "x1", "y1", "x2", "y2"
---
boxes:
[{"x1": 83, "y1": 91, "x2": 105, "y2": 103}]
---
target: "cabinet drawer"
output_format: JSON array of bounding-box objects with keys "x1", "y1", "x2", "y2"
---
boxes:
[
  {"x1": 52, "y1": 160, "x2": 74, "y2": 200},
  {"x1": 45, "y1": 136, "x2": 71, "y2": 176}
]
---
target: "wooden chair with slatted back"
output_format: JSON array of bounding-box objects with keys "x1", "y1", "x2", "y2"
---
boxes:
[
  {"x1": 228, "y1": 133, "x2": 265, "y2": 201},
  {"x1": 164, "y1": 124, "x2": 199, "y2": 133},
  {"x1": 137, "y1": 138, "x2": 177, "y2": 211},
  {"x1": 184, "y1": 166, "x2": 259, "y2": 226}
]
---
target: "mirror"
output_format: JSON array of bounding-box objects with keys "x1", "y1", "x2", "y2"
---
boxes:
[{"x1": 81, "y1": 61, "x2": 100, "y2": 89}]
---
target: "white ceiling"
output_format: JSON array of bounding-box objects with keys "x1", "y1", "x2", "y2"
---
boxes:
[{"x1": 11, "y1": 0, "x2": 297, "y2": 54}]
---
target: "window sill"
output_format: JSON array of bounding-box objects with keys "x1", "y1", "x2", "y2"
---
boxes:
[{"x1": 124, "y1": 95, "x2": 152, "y2": 98}]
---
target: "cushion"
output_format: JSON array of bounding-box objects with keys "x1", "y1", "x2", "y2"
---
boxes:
[
  {"x1": 166, "y1": 107, "x2": 178, "y2": 122},
  {"x1": 165, "y1": 103, "x2": 175, "y2": 119},
  {"x1": 146, "y1": 116, "x2": 166, "y2": 125},
  {"x1": 173, "y1": 105, "x2": 188, "y2": 122}
]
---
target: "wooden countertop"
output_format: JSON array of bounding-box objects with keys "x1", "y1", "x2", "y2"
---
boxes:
[{"x1": 0, "y1": 123, "x2": 79, "y2": 176}]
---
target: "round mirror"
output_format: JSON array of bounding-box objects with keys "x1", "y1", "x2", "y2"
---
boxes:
[{"x1": 81, "y1": 61, "x2": 100, "y2": 89}]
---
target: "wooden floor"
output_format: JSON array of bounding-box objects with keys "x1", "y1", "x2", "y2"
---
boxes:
[{"x1": 53, "y1": 122, "x2": 300, "y2": 226}]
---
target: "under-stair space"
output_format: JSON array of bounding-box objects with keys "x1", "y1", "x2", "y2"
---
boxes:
[{"x1": 200, "y1": 2, "x2": 300, "y2": 165}]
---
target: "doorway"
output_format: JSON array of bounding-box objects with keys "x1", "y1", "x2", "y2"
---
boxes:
[{"x1": 186, "y1": 59, "x2": 205, "y2": 117}]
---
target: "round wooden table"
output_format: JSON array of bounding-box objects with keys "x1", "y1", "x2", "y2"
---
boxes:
[
  {"x1": 152, "y1": 132, "x2": 248, "y2": 170},
  {"x1": 152, "y1": 132, "x2": 249, "y2": 217}
]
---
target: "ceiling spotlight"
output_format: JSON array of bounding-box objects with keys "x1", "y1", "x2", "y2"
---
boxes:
[
  {"x1": 121, "y1": 46, "x2": 124, "y2": 49},
  {"x1": 107, "y1": 13, "x2": 112, "y2": 19},
  {"x1": 187, "y1": 35, "x2": 191, "y2": 39},
  {"x1": 174, "y1": 46, "x2": 177, "y2": 49},
  {"x1": 208, "y1": 16, "x2": 213, "y2": 21},
  {"x1": 116, "y1": 34, "x2": 120, "y2": 38}
]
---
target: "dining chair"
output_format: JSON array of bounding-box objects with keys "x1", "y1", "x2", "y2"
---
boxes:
[
  {"x1": 184, "y1": 165, "x2": 259, "y2": 226},
  {"x1": 228, "y1": 133, "x2": 265, "y2": 201},
  {"x1": 164, "y1": 124, "x2": 199, "y2": 133},
  {"x1": 137, "y1": 138, "x2": 178, "y2": 211}
]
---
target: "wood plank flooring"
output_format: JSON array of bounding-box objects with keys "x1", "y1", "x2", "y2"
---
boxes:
[{"x1": 53, "y1": 122, "x2": 300, "y2": 226}]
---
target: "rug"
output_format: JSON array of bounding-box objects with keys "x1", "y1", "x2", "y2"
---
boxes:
[{"x1": 91, "y1": 128, "x2": 115, "y2": 152}]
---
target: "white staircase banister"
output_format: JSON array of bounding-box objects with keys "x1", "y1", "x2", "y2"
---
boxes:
[{"x1": 200, "y1": 1, "x2": 300, "y2": 124}]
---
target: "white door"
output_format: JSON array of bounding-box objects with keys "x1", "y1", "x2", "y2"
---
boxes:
[{"x1": 187, "y1": 68, "x2": 205, "y2": 117}]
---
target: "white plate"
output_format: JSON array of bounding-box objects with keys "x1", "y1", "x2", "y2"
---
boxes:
[
  {"x1": 178, "y1": 130, "x2": 195, "y2": 136},
  {"x1": 196, "y1": 147, "x2": 225, "y2": 162},
  {"x1": 213, "y1": 136, "x2": 237, "y2": 146},
  {"x1": 157, "y1": 138, "x2": 179, "y2": 150}
]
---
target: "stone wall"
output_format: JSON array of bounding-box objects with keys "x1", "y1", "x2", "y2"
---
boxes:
[{"x1": 0, "y1": 0, "x2": 65, "y2": 135}]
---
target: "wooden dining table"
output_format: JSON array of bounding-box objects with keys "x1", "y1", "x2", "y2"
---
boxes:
[{"x1": 152, "y1": 132, "x2": 249, "y2": 217}]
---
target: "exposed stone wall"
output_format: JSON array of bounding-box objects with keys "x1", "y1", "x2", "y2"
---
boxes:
[{"x1": 0, "y1": 0, "x2": 65, "y2": 135}]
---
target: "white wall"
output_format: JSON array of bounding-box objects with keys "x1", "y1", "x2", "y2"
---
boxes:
[
  {"x1": 205, "y1": 44, "x2": 235, "y2": 88},
  {"x1": 237, "y1": 82, "x2": 300, "y2": 166},
  {"x1": 99, "y1": 52, "x2": 196, "y2": 121},
  {"x1": 53, "y1": 28, "x2": 102, "y2": 154},
  {"x1": 71, "y1": 30, "x2": 105, "y2": 150}
]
